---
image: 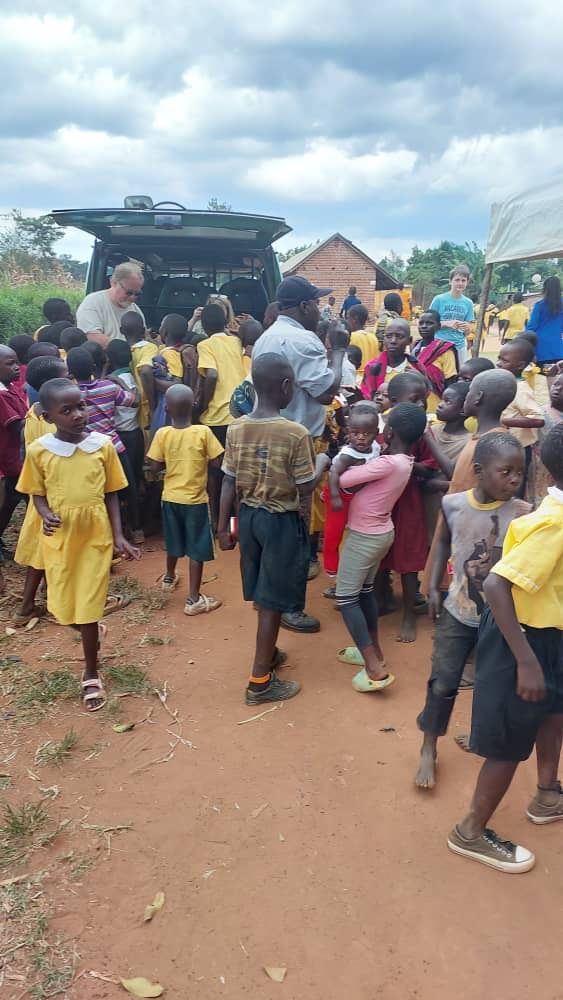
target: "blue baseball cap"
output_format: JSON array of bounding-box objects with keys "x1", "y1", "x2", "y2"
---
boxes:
[{"x1": 276, "y1": 276, "x2": 333, "y2": 308}]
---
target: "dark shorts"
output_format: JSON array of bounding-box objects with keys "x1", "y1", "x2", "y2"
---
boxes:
[
  {"x1": 162, "y1": 501, "x2": 214, "y2": 562},
  {"x1": 209, "y1": 425, "x2": 229, "y2": 448},
  {"x1": 238, "y1": 504, "x2": 309, "y2": 613},
  {"x1": 470, "y1": 607, "x2": 563, "y2": 762}
]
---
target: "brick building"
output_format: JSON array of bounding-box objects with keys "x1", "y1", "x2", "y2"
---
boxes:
[{"x1": 280, "y1": 233, "x2": 399, "y2": 319}]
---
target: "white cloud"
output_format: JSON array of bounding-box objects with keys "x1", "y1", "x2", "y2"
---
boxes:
[{"x1": 245, "y1": 140, "x2": 418, "y2": 200}]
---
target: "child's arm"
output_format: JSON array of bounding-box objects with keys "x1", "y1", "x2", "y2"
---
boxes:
[
  {"x1": 217, "y1": 474, "x2": 237, "y2": 550},
  {"x1": 105, "y1": 492, "x2": 141, "y2": 560},
  {"x1": 501, "y1": 415, "x2": 544, "y2": 429},
  {"x1": 502, "y1": 388, "x2": 544, "y2": 430},
  {"x1": 298, "y1": 453, "x2": 331, "y2": 496},
  {"x1": 328, "y1": 453, "x2": 356, "y2": 510},
  {"x1": 483, "y1": 574, "x2": 545, "y2": 702},
  {"x1": 428, "y1": 512, "x2": 451, "y2": 620},
  {"x1": 33, "y1": 496, "x2": 62, "y2": 535},
  {"x1": 422, "y1": 427, "x2": 456, "y2": 478},
  {"x1": 145, "y1": 458, "x2": 164, "y2": 476}
]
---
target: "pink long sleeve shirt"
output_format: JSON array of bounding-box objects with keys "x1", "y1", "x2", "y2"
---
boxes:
[{"x1": 339, "y1": 453, "x2": 414, "y2": 535}]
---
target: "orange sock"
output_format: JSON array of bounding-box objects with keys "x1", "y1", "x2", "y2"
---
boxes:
[{"x1": 248, "y1": 672, "x2": 271, "y2": 686}]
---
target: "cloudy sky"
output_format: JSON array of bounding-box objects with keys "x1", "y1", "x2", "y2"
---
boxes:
[{"x1": 3, "y1": 0, "x2": 563, "y2": 263}]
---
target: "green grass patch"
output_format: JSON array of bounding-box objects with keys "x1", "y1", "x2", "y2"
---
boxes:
[
  {"x1": 35, "y1": 730, "x2": 79, "y2": 767},
  {"x1": 106, "y1": 662, "x2": 153, "y2": 695},
  {"x1": 15, "y1": 668, "x2": 80, "y2": 709},
  {"x1": 1, "y1": 801, "x2": 48, "y2": 840}
]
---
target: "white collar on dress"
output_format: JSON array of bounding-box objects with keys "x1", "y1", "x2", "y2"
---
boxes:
[
  {"x1": 548, "y1": 485, "x2": 563, "y2": 504},
  {"x1": 38, "y1": 431, "x2": 111, "y2": 457}
]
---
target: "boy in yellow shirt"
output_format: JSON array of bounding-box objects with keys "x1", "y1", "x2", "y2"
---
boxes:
[
  {"x1": 448, "y1": 423, "x2": 563, "y2": 874},
  {"x1": 146, "y1": 384, "x2": 223, "y2": 616},
  {"x1": 121, "y1": 312, "x2": 157, "y2": 432},
  {"x1": 348, "y1": 305, "x2": 379, "y2": 375}
]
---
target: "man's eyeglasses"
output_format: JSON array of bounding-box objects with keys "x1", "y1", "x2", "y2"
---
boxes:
[{"x1": 119, "y1": 282, "x2": 142, "y2": 298}]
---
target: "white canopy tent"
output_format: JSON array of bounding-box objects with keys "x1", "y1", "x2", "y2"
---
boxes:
[{"x1": 473, "y1": 177, "x2": 563, "y2": 355}]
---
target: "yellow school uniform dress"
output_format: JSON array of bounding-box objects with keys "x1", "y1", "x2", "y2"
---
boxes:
[
  {"x1": 242, "y1": 353, "x2": 252, "y2": 377},
  {"x1": 14, "y1": 407, "x2": 56, "y2": 570},
  {"x1": 15, "y1": 432, "x2": 127, "y2": 625},
  {"x1": 502, "y1": 302, "x2": 530, "y2": 340},
  {"x1": 131, "y1": 340, "x2": 158, "y2": 432},
  {"x1": 197, "y1": 333, "x2": 246, "y2": 427},
  {"x1": 491, "y1": 490, "x2": 563, "y2": 628},
  {"x1": 349, "y1": 331, "x2": 379, "y2": 375},
  {"x1": 424, "y1": 348, "x2": 458, "y2": 414}
]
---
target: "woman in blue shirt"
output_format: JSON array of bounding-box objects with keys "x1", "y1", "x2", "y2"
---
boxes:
[{"x1": 527, "y1": 276, "x2": 563, "y2": 373}]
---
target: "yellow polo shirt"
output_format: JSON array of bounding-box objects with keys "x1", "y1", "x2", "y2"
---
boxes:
[
  {"x1": 491, "y1": 492, "x2": 563, "y2": 628},
  {"x1": 161, "y1": 346, "x2": 184, "y2": 379},
  {"x1": 131, "y1": 340, "x2": 158, "y2": 431},
  {"x1": 147, "y1": 425, "x2": 224, "y2": 504},
  {"x1": 197, "y1": 333, "x2": 246, "y2": 426},
  {"x1": 349, "y1": 330, "x2": 379, "y2": 374}
]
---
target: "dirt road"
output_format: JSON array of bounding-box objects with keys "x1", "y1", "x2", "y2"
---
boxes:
[{"x1": 1, "y1": 546, "x2": 562, "y2": 1000}]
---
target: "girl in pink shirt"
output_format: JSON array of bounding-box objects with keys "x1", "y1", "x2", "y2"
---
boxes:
[{"x1": 335, "y1": 403, "x2": 427, "y2": 693}]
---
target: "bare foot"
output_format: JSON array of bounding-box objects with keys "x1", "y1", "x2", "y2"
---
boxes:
[
  {"x1": 454, "y1": 733, "x2": 474, "y2": 753},
  {"x1": 415, "y1": 749, "x2": 437, "y2": 789},
  {"x1": 397, "y1": 613, "x2": 416, "y2": 643}
]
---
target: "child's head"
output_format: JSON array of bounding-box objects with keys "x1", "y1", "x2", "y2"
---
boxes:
[
  {"x1": 473, "y1": 431, "x2": 524, "y2": 502},
  {"x1": 540, "y1": 423, "x2": 563, "y2": 488},
  {"x1": 201, "y1": 303, "x2": 227, "y2": 336},
  {"x1": 374, "y1": 383, "x2": 390, "y2": 413},
  {"x1": 263, "y1": 301, "x2": 280, "y2": 329},
  {"x1": 549, "y1": 372, "x2": 563, "y2": 412},
  {"x1": 66, "y1": 347, "x2": 95, "y2": 383},
  {"x1": 43, "y1": 297, "x2": 74, "y2": 325},
  {"x1": 60, "y1": 327, "x2": 87, "y2": 353},
  {"x1": 458, "y1": 356, "x2": 495, "y2": 383},
  {"x1": 106, "y1": 339, "x2": 132, "y2": 374},
  {"x1": 384, "y1": 319, "x2": 411, "y2": 363},
  {"x1": 27, "y1": 342, "x2": 60, "y2": 361},
  {"x1": 38, "y1": 320, "x2": 72, "y2": 348},
  {"x1": 435, "y1": 380, "x2": 470, "y2": 424},
  {"x1": 383, "y1": 292, "x2": 403, "y2": 315},
  {"x1": 39, "y1": 378, "x2": 87, "y2": 435},
  {"x1": 347, "y1": 344, "x2": 363, "y2": 371},
  {"x1": 418, "y1": 309, "x2": 441, "y2": 342},
  {"x1": 513, "y1": 291, "x2": 524, "y2": 304},
  {"x1": 0, "y1": 345, "x2": 20, "y2": 386},
  {"x1": 463, "y1": 368, "x2": 517, "y2": 419},
  {"x1": 316, "y1": 320, "x2": 330, "y2": 344},
  {"x1": 25, "y1": 355, "x2": 68, "y2": 392},
  {"x1": 82, "y1": 340, "x2": 107, "y2": 378},
  {"x1": 347, "y1": 401, "x2": 379, "y2": 453},
  {"x1": 164, "y1": 383, "x2": 194, "y2": 423},
  {"x1": 449, "y1": 263, "x2": 471, "y2": 295},
  {"x1": 496, "y1": 338, "x2": 535, "y2": 377},
  {"x1": 384, "y1": 402, "x2": 427, "y2": 451},
  {"x1": 7, "y1": 334, "x2": 33, "y2": 365},
  {"x1": 388, "y1": 371, "x2": 428, "y2": 409},
  {"x1": 347, "y1": 304, "x2": 369, "y2": 332},
  {"x1": 251, "y1": 352, "x2": 294, "y2": 410},
  {"x1": 120, "y1": 311, "x2": 146, "y2": 344},
  {"x1": 160, "y1": 313, "x2": 188, "y2": 346},
  {"x1": 517, "y1": 330, "x2": 538, "y2": 352},
  {"x1": 239, "y1": 318, "x2": 263, "y2": 353}
]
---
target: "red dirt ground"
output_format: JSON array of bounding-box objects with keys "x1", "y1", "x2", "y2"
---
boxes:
[{"x1": 2, "y1": 544, "x2": 563, "y2": 1000}]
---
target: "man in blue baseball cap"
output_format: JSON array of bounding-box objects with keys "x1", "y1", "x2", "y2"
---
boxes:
[{"x1": 252, "y1": 276, "x2": 349, "y2": 634}]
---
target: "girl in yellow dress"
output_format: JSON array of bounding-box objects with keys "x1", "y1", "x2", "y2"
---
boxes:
[
  {"x1": 16, "y1": 378, "x2": 140, "y2": 711},
  {"x1": 14, "y1": 355, "x2": 66, "y2": 625}
]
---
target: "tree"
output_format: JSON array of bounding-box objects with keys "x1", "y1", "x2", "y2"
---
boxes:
[
  {"x1": 378, "y1": 251, "x2": 406, "y2": 282},
  {"x1": 58, "y1": 255, "x2": 88, "y2": 282},
  {"x1": 277, "y1": 241, "x2": 319, "y2": 264},
  {"x1": 207, "y1": 197, "x2": 232, "y2": 212},
  {"x1": 0, "y1": 209, "x2": 65, "y2": 260}
]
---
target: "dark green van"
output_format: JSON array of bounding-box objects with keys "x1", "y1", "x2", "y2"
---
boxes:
[{"x1": 50, "y1": 198, "x2": 291, "y2": 327}]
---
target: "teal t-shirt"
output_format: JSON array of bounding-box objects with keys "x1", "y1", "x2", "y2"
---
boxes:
[{"x1": 430, "y1": 293, "x2": 474, "y2": 352}]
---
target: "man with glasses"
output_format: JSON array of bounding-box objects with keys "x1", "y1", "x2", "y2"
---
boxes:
[{"x1": 77, "y1": 262, "x2": 146, "y2": 347}]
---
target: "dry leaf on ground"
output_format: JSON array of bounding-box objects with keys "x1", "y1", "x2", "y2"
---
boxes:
[
  {"x1": 144, "y1": 890, "x2": 165, "y2": 922},
  {"x1": 120, "y1": 976, "x2": 164, "y2": 997},
  {"x1": 113, "y1": 722, "x2": 136, "y2": 733},
  {"x1": 264, "y1": 966, "x2": 287, "y2": 982}
]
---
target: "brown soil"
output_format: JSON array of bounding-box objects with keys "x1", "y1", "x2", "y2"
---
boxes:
[{"x1": 1, "y1": 544, "x2": 563, "y2": 1000}]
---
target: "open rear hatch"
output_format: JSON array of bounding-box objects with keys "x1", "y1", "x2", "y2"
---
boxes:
[{"x1": 50, "y1": 208, "x2": 291, "y2": 249}]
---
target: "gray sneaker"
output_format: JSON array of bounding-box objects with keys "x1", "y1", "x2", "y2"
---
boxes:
[
  {"x1": 245, "y1": 675, "x2": 301, "y2": 706},
  {"x1": 527, "y1": 782, "x2": 563, "y2": 824},
  {"x1": 447, "y1": 826, "x2": 535, "y2": 873},
  {"x1": 281, "y1": 610, "x2": 320, "y2": 633}
]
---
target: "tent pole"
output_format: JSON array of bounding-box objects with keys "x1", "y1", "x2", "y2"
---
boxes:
[{"x1": 472, "y1": 263, "x2": 493, "y2": 358}]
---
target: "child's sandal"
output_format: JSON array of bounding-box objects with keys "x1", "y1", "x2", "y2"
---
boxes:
[{"x1": 81, "y1": 677, "x2": 107, "y2": 712}]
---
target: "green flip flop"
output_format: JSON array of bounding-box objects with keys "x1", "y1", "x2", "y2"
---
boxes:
[
  {"x1": 352, "y1": 668, "x2": 395, "y2": 693},
  {"x1": 337, "y1": 646, "x2": 365, "y2": 667}
]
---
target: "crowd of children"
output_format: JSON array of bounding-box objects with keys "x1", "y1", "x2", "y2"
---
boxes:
[{"x1": 0, "y1": 276, "x2": 561, "y2": 878}]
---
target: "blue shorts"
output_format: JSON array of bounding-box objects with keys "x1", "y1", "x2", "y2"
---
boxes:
[{"x1": 238, "y1": 504, "x2": 308, "y2": 613}]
